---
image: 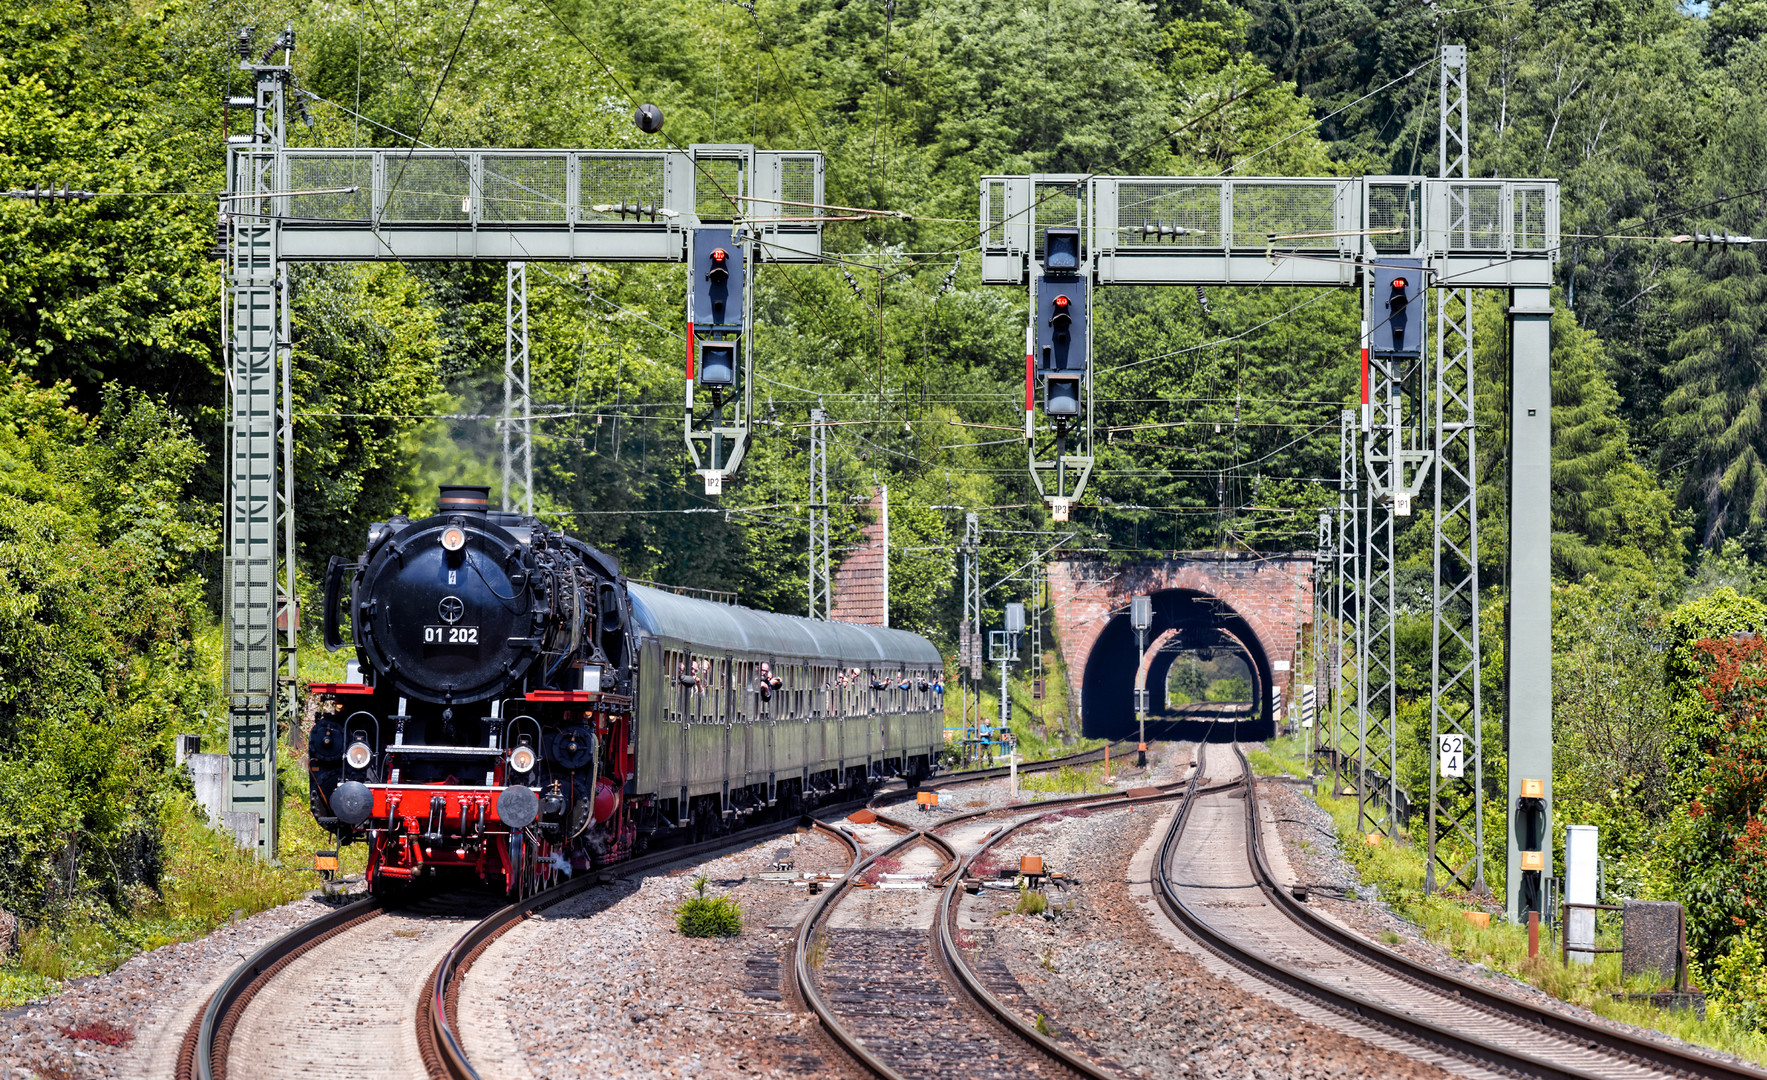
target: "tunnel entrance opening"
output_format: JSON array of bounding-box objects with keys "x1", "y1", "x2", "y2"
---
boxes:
[{"x1": 1078, "y1": 588, "x2": 1275, "y2": 743}]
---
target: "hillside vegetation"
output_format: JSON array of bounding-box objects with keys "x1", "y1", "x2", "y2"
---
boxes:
[{"x1": 8, "y1": 0, "x2": 1767, "y2": 1028}]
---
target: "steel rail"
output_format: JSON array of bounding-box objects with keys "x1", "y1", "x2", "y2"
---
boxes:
[
  {"x1": 925, "y1": 739, "x2": 1138, "y2": 789},
  {"x1": 793, "y1": 829, "x2": 927, "y2": 1080},
  {"x1": 931, "y1": 782, "x2": 1219, "y2": 1080},
  {"x1": 1228, "y1": 745, "x2": 1767, "y2": 1080},
  {"x1": 180, "y1": 895, "x2": 387, "y2": 1080},
  {"x1": 1152, "y1": 745, "x2": 1745, "y2": 1080},
  {"x1": 422, "y1": 800, "x2": 877, "y2": 1079},
  {"x1": 800, "y1": 770, "x2": 1206, "y2": 1080}
]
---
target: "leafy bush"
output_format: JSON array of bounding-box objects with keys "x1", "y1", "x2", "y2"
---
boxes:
[
  {"x1": 1706, "y1": 926, "x2": 1767, "y2": 1033},
  {"x1": 0, "y1": 374, "x2": 213, "y2": 918}
]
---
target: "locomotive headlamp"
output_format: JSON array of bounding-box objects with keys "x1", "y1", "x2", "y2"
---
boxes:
[
  {"x1": 441, "y1": 526, "x2": 466, "y2": 552},
  {"x1": 345, "y1": 741, "x2": 373, "y2": 770},
  {"x1": 509, "y1": 743, "x2": 537, "y2": 774}
]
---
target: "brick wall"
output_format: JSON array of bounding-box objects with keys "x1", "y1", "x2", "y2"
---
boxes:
[
  {"x1": 1048, "y1": 554, "x2": 1314, "y2": 731},
  {"x1": 830, "y1": 489, "x2": 886, "y2": 625}
]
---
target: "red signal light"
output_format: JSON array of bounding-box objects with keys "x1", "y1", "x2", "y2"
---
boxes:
[
  {"x1": 1390, "y1": 276, "x2": 1409, "y2": 290},
  {"x1": 1054, "y1": 294, "x2": 1070, "y2": 309},
  {"x1": 711, "y1": 249, "x2": 727, "y2": 263}
]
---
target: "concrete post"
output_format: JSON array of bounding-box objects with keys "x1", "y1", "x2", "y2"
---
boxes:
[{"x1": 1506, "y1": 286, "x2": 1553, "y2": 924}]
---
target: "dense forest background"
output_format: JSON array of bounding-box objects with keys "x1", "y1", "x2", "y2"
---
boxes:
[{"x1": 13, "y1": 0, "x2": 1767, "y2": 1020}]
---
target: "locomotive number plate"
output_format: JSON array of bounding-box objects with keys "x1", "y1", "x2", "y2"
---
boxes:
[{"x1": 423, "y1": 625, "x2": 480, "y2": 645}]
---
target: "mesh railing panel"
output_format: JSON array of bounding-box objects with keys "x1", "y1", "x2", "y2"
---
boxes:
[
  {"x1": 482, "y1": 155, "x2": 567, "y2": 222},
  {"x1": 382, "y1": 154, "x2": 471, "y2": 222},
  {"x1": 285, "y1": 154, "x2": 372, "y2": 221},
  {"x1": 1514, "y1": 185, "x2": 1549, "y2": 250},
  {"x1": 578, "y1": 156, "x2": 666, "y2": 222},
  {"x1": 1032, "y1": 181, "x2": 1083, "y2": 257},
  {"x1": 1367, "y1": 183, "x2": 1419, "y2": 253},
  {"x1": 1231, "y1": 182, "x2": 1336, "y2": 249},
  {"x1": 1113, "y1": 181, "x2": 1218, "y2": 248},
  {"x1": 780, "y1": 157, "x2": 816, "y2": 222},
  {"x1": 1446, "y1": 184, "x2": 1503, "y2": 251},
  {"x1": 985, "y1": 180, "x2": 1007, "y2": 248},
  {"x1": 694, "y1": 159, "x2": 743, "y2": 222}
]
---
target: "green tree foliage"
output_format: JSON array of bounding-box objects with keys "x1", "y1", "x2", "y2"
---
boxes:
[
  {"x1": 0, "y1": 371, "x2": 212, "y2": 916},
  {"x1": 1661, "y1": 250, "x2": 1767, "y2": 550},
  {"x1": 0, "y1": 0, "x2": 220, "y2": 418}
]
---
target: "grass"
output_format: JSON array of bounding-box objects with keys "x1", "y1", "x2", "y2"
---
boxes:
[
  {"x1": 943, "y1": 648, "x2": 1105, "y2": 765},
  {"x1": 1310, "y1": 784, "x2": 1767, "y2": 1064},
  {"x1": 804, "y1": 927, "x2": 829, "y2": 969},
  {"x1": 1014, "y1": 887, "x2": 1049, "y2": 916},
  {"x1": 1020, "y1": 763, "x2": 1115, "y2": 795},
  {"x1": 0, "y1": 692, "x2": 367, "y2": 1007},
  {"x1": 1246, "y1": 733, "x2": 1312, "y2": 779}
]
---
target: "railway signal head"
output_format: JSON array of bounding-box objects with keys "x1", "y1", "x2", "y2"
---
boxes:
[
  {"x1": 1043, "y1": 226, "x2": 1081, "y2": 274},
  {"x1": 1373, "y1": 259, "x2": 1424, "y2": 357},
  {"x1": 698, "y1": 340, "x2": 737, "y2": 389},
  {"x1": 1050, "y1": 294, "x2": 1072, "y2": 337},
  {"x1": 690, "y1": 229, "x2": 744, "y2": 330},
  {"x1": 1044, "y1": 373, "x2": 1081, "y2": 417}
]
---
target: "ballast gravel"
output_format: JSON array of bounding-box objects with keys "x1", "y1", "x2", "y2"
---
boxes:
[
  {"x1": 0, "y1": 896, "x2": 336, "y2": 1080},
  {"x1": 964, "y1": 787, "x2": 1452, "y2": 1078},
  {"x1": 1258, "y1": 772, "x2": 1764, "y2": 1073},
  {"x1": 473, "y1": 824, "x2": 859, "y2": 1080}
]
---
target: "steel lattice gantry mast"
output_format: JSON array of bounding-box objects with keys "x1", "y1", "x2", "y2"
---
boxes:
[
  {"x1": 1334, "y1": 408, "x2": 1361, "y2": 798},
  {"x1": 960, "y1": 512, "x2": 982, "y2": 762},
  {"x1": 222, "y1": 92, "x2": 827, "y2": 854},
  {"x1": 1358, "y1": 246, "x2": 1423, "y2": 839},
  {"x1": 222, "y1": 39, "x2": 296, "y2": 856},
  {"x1": 808, "y1": 408, "x2": 832, "y2": 618},
  {"x1": 503, "y1": 262, "x2": 533, "y2": 515},
  {"x1": 1313, "y1": 512, "x2": 1330, "y2": 755},
  {"x1": 1428, "y1": 43, "x2": 1487, "y2": 895},
  {"x1": 980, "y1": 134, "x2": 1560, "y2": 920}
]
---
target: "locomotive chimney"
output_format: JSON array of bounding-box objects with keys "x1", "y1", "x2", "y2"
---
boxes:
[{"x1": 437, "y1": 485, "x2": 491, "y2": 514}]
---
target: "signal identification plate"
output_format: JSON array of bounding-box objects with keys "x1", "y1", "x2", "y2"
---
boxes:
[{"x1": 424, "y1": 625, "x2": 480, "y2": 645}]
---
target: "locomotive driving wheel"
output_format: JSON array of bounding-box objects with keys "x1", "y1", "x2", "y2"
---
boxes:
[{"x1": 506, "y1": 829, "x2": 558, "y2": 899}]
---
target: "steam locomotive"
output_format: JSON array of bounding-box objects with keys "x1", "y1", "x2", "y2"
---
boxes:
[{"x1": 306, "y1": 485, "x2": 944, "y2": 896}]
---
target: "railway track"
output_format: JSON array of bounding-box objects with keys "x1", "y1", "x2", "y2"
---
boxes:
[
  {"x1": 1155, "y1": 743, "x2": 1767, "y2": 1080},
  {"x1": 795, "y1": 755, "x2": 1201, "y2": 1080},
  {"x1": 180, "y1": 746, "x2": 1148, "y2": 1080},
  {"x1": 924, "y1": 740, "x2": 1137, "y2": 790},
  {"x1": 181, "y1": 805, "x2": 869, "y2": 1080}
]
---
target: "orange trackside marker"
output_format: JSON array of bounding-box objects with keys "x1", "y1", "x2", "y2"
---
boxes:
[
  {"x1": 314, "y1": 852, "x2": 339, "y2": 872},
  {"x1": 1138, "y1": 742, "x2": 1147, "y2": 752}
]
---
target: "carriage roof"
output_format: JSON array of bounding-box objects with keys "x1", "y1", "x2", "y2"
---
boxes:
[{"x1": 626, "y1": 584, "x2": 942, "y2": 668}]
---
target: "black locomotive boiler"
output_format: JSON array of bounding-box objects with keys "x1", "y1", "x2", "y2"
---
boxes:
[{"x1": 307, "y1": 485, "x2": 945, "y2": 896}]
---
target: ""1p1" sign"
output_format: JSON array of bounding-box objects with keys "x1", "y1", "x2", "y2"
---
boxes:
[{"x1": 1438, "y1": 733, "x2": 1465, "y2": 778}]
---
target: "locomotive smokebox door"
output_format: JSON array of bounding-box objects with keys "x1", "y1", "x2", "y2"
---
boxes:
[{"x1": 355, "y1": 490, "x2": 541, "y2": 704}]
